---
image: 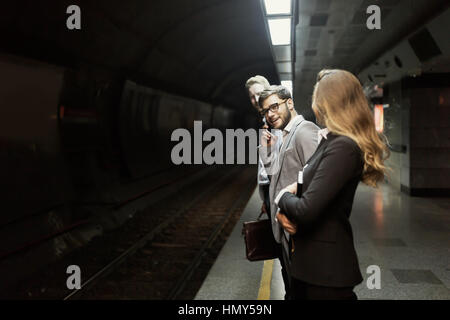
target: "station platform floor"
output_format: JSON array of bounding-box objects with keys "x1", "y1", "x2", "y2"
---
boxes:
[{"x1": 195, "y1": 182, "x2": 450, "y2": 300}]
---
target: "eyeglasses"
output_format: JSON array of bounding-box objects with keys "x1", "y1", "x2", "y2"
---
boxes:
[{"x1": 260, "y1": 99, "x2": 288, "y2": 116}]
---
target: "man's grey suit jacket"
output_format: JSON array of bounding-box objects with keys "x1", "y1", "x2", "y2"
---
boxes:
[{"x1": 259, "y1": 115, "x2": 319, "y2": 249}]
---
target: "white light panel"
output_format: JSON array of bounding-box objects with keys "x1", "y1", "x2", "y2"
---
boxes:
[
  {"x1": 281, "y1": 80, "x2": 293, "y2": 94},
  {"x1": 267, "y1": 18, "x2": 291, "y2": 45},
  {"x1": 264, "y1": 0, "x2": 291, "y2": 15}
]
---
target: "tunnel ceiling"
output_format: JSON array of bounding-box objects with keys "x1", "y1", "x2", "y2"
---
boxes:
[
  {"x1": 292, "y1": 0, "x2": 449, "y2": 117},
  {"x1": 1, "y1": 0, "x2": 278, "y2": 111}
]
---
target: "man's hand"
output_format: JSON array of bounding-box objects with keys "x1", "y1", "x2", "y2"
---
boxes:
[
  {"x1": 261, "y1": 202, "x2": 268, "y2": 216},
  {"x1": 261, "y1": 129, "x2": 278, "y2": 147},
  {"x1": 285, "y1": 182, "x2": 297, "y2": 194},
  {"x1": 276, "y1": 211, "x2": 297, "y2": 235}
]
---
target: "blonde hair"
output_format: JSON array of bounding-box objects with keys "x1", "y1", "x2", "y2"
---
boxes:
[
  {"x1": 245, "y1": 75, "x2": 270, "y2": 89},
  {"x1": 312, "y1": 69, "x2": 389, "y2": 187}
]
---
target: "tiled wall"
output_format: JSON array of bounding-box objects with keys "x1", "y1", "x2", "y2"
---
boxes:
[
  {"x1": 384, "y1": 74, "x2": 450, "y2": 196},
  {"x1": 408, "y1": 81, "x2": 450, "y2": 195},
  {"x1": 384, "y1": 80, "x2": 410, "y2": 191}
]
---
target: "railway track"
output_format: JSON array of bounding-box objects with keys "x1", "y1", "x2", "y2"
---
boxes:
[
  {"x1": 3, "y1": 165, "x2": 256, "y2": 299},
  {"x1": 59, "y1": 165, "x2": 256, "y2": 299}
]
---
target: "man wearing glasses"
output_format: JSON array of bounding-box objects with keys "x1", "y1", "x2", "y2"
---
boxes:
[
  {"x1": 245, "y1": 76, "x2": 281, "y2": 216},
  {"x1": 258, "y1": 85, "x2": 319, "y2": 299}
]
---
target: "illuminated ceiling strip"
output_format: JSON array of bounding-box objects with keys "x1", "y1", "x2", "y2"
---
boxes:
[
  {"x1": 262, "y1": 0, "x2": 294, "y2": 91},
  {"x1": 267, "y1": 18, "x2": 291, "y2": 46},
  {"x1": 264, "y1": 0, "x2": 291, "y2": 15}
]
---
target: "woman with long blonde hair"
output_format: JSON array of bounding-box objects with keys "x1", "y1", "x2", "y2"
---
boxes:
[{"x1": 274, "y1": 69, "x2": 389, "y2": 300}]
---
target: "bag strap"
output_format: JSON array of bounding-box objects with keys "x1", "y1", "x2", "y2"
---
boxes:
[
  {"x1": 257, "y1": 211, "x2": 265, "y2": 220},
  {"x1": 242, "y1": 211, "x2": 266, "y2": 235}
]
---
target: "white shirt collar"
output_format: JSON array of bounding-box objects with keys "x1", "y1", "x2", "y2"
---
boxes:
[
  {"x1": 318, "y1": 128, "x2": 329, "y2": 144},
  {"x1": 283, "y1": 114, "x2": 302, "y2": 135}
]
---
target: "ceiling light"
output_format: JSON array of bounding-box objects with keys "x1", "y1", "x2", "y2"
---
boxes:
[
  {"x1": 264, "y1": 0, "x2": 291, "y2": 15},
  {"x1": 267, "y1": 18, "x2": 291, "y2": 45},
  {"x1": 281, "y1": 80, "x2": 293, "y2": 94}
]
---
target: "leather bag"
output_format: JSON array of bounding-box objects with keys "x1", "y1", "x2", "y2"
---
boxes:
[{"x1": 242, "y1": 212, "x2": 278, "y2": 261}]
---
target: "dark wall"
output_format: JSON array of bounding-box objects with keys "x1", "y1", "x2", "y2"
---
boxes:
[
  {"x1": 384, "y1": 73, "x2": 450, "y2": 196},
  {"x1": 0, "y1": 54, "x2": 70, "y2": 225},
  {"x1": 383, "y1": 80, "x2": 410, "y2": 191},
  {"x1": 405, "y1": 74, "x2": 450, "y2": 196}
]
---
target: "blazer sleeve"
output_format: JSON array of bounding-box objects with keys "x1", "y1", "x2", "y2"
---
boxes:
[
  {"x1": 258, "y1": 139, "x2": 280, "y2": 175},
  {"x1": 258, "y1": 144, "x2": 275, "y2": 168},
  {"x1": 278, "y1": 137, "x2": 361, "y2": 229}
]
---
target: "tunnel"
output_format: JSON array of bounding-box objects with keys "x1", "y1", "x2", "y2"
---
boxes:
[{"x1": 0, "y1": 0, "x2": 449, "y2": 303}]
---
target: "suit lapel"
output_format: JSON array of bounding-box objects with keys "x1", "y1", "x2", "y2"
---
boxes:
[{"x1": 273, "y1": 115, "x2": 305, "y2": 191}]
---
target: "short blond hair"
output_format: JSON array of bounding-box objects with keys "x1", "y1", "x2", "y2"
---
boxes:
[{"x1": 245, "y1": 75, "x2": 270, "y2": 89}]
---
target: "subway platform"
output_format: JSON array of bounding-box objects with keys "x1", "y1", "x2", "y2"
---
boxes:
[{"x1": 195, "y1": 182, "x2": 450, "y2": 300}]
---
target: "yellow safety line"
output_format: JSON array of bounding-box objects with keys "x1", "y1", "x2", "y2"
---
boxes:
[{"x1": 257, "y1": 259, "x2": 274, "y2": 300}]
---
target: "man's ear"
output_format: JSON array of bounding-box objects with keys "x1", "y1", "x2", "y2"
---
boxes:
[{"x1": 287, "y1": 98, "x2": 294, "y2": 110}]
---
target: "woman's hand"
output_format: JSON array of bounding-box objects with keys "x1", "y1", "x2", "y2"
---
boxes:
[
  {"x1": 285, "y1": 182, "x2": 297, "y2": 194},
  {"x1": 276, "y1": 211, "x2": 297, "y2": 235}
]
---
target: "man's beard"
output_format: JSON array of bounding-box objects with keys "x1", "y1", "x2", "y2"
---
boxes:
[{"x1": 279, "y1": 108, "x2": 292, "y2": 130}]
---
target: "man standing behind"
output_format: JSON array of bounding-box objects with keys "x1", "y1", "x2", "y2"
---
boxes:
[
  {"x1": 245, "y1": 76, "x2": 273, "y2": 215},
  {"x1": 259, "y1": 85, "x2": 319, "y2": 298}
]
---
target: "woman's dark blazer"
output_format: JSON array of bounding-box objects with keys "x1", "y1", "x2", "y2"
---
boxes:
[{"x1": 278, "y1": 133, "x2": 364, "y2": 288}]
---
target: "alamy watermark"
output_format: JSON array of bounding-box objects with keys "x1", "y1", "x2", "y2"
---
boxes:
[
  {"x1": 171, "y1": 121, "x2": 258, "y2": 165},
  {"x1": 366, "y1": 265, "x2": 381, "y2": 289},
  {"x1": 66, "y1": 264, "x2": 81, "y2": 290},
  {"x1": 366, "y1": 5, "x2": 381, "y2": 30},
  {"x1": 65, "y1": 5, "x2": 381, "y2": 31},
  {"x1": 66, "y1": 5, "x2": 81, "y2": 30},
  {"x1": 65, "y1": 264, "x2": 380, "y2": 291},
  {"x1": 170, "y1": 121, "x2": 281, "y2": 172}
]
